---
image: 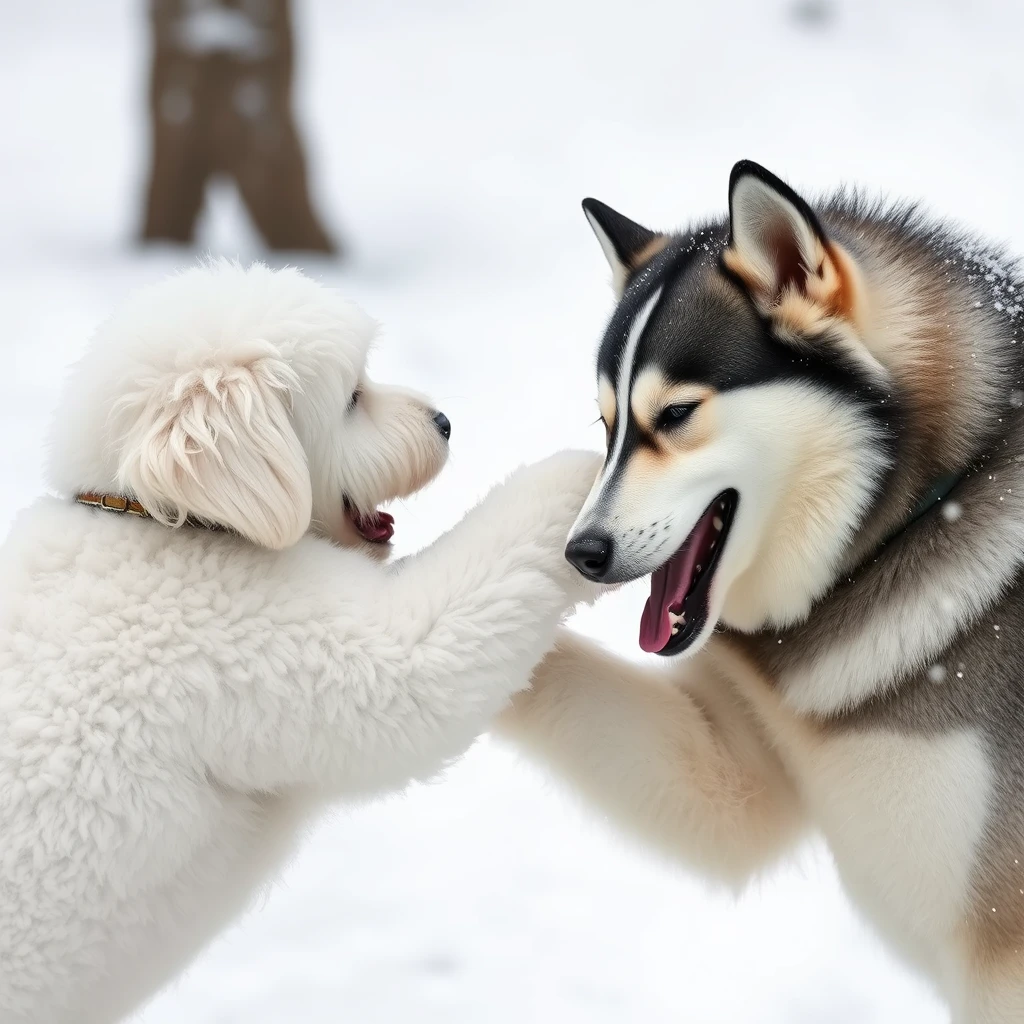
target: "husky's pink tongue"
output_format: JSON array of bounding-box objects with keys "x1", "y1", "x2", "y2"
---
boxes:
[{"x1": 638, "y1": 505, "x2": 720, "y2": 653}]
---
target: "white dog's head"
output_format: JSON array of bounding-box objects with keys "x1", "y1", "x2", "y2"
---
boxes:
[{"x1": 46, "y1": 261, "x2": 451, "y2": 552}]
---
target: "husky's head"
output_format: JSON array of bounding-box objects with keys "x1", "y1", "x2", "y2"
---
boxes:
[{"x1": 568, "y1": 161, "x2": 894, "y2": 656}]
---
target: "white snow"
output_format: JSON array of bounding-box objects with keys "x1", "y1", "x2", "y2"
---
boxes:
[
  {"x1": 6, "y1": 0, "x2": 1024, "y2": 1021},
  {"x1": 175, "y1": 7, "x2": 271, "y2": 58}
]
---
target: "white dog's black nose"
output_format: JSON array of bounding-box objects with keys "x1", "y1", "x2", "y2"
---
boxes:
[
  {"x1": 565, "y1": 533, "x2": 612, "y2": 581},
  {"x1": 432, "y1": 410, "x2": 451, "y2": 440}
]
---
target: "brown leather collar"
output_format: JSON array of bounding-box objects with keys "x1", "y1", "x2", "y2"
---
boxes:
[
  {"x1": 76, "y1": 492, "x2": 151, "y2": 517},
  {"x1": 75, "y1": 492, "x2": 225, "y2": 531}
]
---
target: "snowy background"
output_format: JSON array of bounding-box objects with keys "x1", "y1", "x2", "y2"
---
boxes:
[{"x1": 5, "y1": 0, "x2": 1023, "y2": 1020}]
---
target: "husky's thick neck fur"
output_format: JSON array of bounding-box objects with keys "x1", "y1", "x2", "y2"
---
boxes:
[{"x1": 569, "y1": 161, "x2": 1024, "y2": 717}]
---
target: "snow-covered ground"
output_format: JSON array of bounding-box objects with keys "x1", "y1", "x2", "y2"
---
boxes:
[{"x1": 4, "y1": 0, "x2": 1023, "y2": 1019}]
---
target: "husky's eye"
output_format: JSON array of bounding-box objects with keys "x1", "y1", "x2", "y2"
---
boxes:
[
  {"x1": 348, "y1": 387, "x2": 362, "y2": 411},
  {"x1": 656, "y1": 403, "x2": 698, "y2": 430}
]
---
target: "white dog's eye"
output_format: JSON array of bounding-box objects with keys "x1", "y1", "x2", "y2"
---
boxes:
[{"x1": 348, "y1": 387, "x2": 362, "y2": 411}]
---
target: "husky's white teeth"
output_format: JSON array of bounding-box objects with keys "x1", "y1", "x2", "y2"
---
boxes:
[
  {"x1": 668, "y1": 610, "x2": 686, "y2": 626},
  {"x1": 671, "y1": 625, "x2": 679, "y2": 635},
  {"x1": 713, "y1": 516, "x2": 724, "y2": 532}
]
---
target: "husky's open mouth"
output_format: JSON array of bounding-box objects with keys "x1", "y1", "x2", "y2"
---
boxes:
[
  {"x1": 344, "y1": 498, "x2": 395, "y2": 544},
  {"x1": 639, "y1": 490, "x2": 738, "y2": 656}
]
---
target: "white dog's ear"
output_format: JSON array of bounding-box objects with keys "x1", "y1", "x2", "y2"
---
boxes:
[{"x1": 116, "y1": 357, "x2": 312, "y2": 549}]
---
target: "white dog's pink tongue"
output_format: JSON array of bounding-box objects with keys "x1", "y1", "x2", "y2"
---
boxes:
[
  {"x1": 352, "y1": 510, "x2": 395, "y2": 544},
  {"x1": 638, "y1": 508, "x2": 717, "y2": 653}
]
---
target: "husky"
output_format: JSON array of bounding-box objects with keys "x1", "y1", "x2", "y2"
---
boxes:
[{"x1": 501, "y1": 161, "x2": 1024, "y2": 1022}]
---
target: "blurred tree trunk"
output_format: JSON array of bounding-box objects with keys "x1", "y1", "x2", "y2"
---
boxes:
[{"x1": 140, "y1": 0, "x2": 336, "y2": 253}]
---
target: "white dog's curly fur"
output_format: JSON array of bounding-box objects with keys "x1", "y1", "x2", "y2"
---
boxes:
[{"x1": 0, "y1": 261, "x2": 600, "y2": 1023}]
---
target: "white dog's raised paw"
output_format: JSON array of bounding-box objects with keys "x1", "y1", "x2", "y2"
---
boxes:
[
  {"x1": 512, "y1": 449, "x2": 603, "y2": 510},
  {"x1": 502, "y1": 450, "x2": 601, "y2": 531},
  {"x1": 473, "y1": 450, "x2": 604, "y2": 601}
]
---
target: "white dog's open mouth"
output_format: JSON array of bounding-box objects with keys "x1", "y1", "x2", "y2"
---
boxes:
[
  {"x1": 344, "y1": 499, "x2": 395, "y2": 544},
  {"x1": 639, "y1": 489, "x2": 738, "y2": 656}
]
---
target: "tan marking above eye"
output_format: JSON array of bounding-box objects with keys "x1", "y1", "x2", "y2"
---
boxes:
[
  {"x1": 628, "y1": 396, "x2": 718, "y2": 459},
  {"x1": 630, "y1": 370, "x2": 715, "y2": 433},
  {"x1": 597, "y1": 375, "x2": 616, "y2": 432}
]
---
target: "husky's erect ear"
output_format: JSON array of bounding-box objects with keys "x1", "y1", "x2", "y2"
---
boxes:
[
  {"x1": 115, "y1": 357, "x2": 313, "y2": 549},
  {"x1": 582, "y1": 198, "x2": 665, "y2": 295},
  {"x1": 724, "y1": 160, "x2": 858, "y2": 326}
]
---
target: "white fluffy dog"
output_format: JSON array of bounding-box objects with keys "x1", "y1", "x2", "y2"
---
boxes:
[{"x1": 0, "y1": 261, "x2": 600, "y2": 1024}]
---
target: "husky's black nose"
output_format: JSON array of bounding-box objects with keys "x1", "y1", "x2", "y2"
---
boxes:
[
  {"x1": 432, "y1": 410, "x2": 452, "y2": 440},
  {"x1": 565, "y1": 533, "x2": 612, "y2": 580}
]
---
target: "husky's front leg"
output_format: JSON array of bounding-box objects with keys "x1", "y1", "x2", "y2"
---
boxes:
[{"x1": 500, "y1": 628, "x2": 805, "y2": 887}]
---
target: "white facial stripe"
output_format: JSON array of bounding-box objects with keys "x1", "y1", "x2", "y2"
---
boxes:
[
  {"x1": 605, "y1": 286, "x2": 664, "y2": 481},
  {"x1": 571, "y1": 286, "x2": 664, "y2": 535}
]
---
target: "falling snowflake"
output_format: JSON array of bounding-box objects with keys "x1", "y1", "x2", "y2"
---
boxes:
[
  {"x1": 927, "y1": 664, "x2": 947, "y2": 683},
  {"x1": 942, "y1": 501, "x2": 963, "y2": 522}
]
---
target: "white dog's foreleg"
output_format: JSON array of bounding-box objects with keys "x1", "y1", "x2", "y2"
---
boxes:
[
  {"x1": 499, "y1": 628, "x2": 805, "y2": 887},
  {"x1": 197, "y1": 452, "x2": 602, "y2": 796}
]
